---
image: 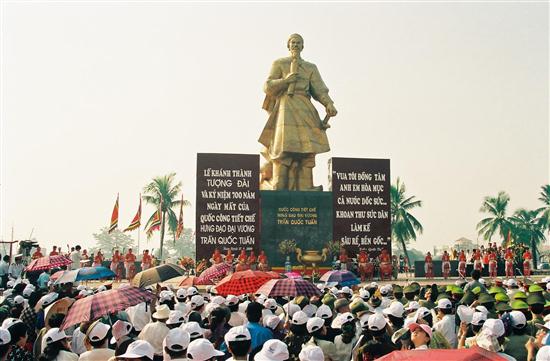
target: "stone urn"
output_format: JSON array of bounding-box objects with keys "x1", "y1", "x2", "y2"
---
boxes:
[{"x1": 296, "y1": 248, "x2": 328, "y2": 275}]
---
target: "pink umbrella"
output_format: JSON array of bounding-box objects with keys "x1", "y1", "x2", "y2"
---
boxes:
[
  {"x1": 26, "y1": 255, "x2": 72, "y2": 272},
  {"x1": 284, "y1": 272, "x2": 303, "y2": 279},
  {"x1": 196, "y1": 262, "x2": 231, "y2": 285},
  {"x1": 256, "y1": 278, "x2": 321, "y2": 297}
]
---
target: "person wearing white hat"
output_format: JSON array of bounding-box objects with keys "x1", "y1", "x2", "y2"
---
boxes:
[
  {"x1": 110, "y1": 320, "x2": 134, "y2": 355},
  {"x1": 285, "y1": 310, "x2": 311, "y2": 360},
  {"x1": 433, "y1": 298, "x2": 457, "y2": 348},
  {"x1": 263, "y1": 314, "x2": 284, "y2": 340},
  {"x1": 302, "y1": 304, "x2": 318, "y2": 318},
  {"x1": 332, "y1": 313, "x2": 357, "y2": 361},
  {"x1": 40, "y1": 327, "x2": 78, "y2": 361},
  {"x1": 254, "y1": 339, "x2": 289, "y2": 361},
  {"x1": 181, "y1": 322, "x2": 206, "y2": 342},
  {"x1": 299, "y1": 345, "x2": 324, "y2": 361},
  {"x1": 166, "y1": 310, "x2": 186, "y2": 329},
  {"x1": 224, "y1": 326, "x2": 252, "y2": 361},
  {"x1": 163, "y1": 328, "x2": 190, "y2": 361},
  {"x1": 383, "y1": 302, "x2": 405, "y2": 330},
  {"x1": 79, "y1": 321, "x2": 115, "y2": 361},
  {"x1": 186, "y1": 339, "x2": 224, "y2": 361},
  {"x1": 354, "y1": 313, "x2": 396, "y2": 360},
  {"x1": 0, "y1": 328, "x2": 10, "y2": 361},
  {"x1": 305, "y1": 317, "x2": 337, "y2": 361},
  {"x1": 125, "y1": 302, "x2": 152, "y2": 333},
  {"x1": 226, "y1": 295, "x2": 246, "y2": 327},
  {"x1": 138, "y1": 304, "x2": 170, "y2": 357},
  {"x1": 502, "y1": 311, "x2": 530, "y2": 361},
  {"x1": 118, "y1": 340, "x2": 154, "y2": 361},
  {"x1": 159, "y1": 290, "x2": 176, "y2": 309},
  {"x1": 188, "y1": 295, "x2": 206, "y2": 325}
]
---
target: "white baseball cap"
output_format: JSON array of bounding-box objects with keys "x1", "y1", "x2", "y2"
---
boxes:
[
  {"x1": 537, "y1": 346, "x2": 550, "y2": 361},
  {"x1": 510, "y1": 311, "x2": 527, "y2": 328},
  {"x1": 291, "y1": 311, "x2": 308, "y2": 325},
  {"x1": 254, "y1": 339, "x2": 289, "y2": 361},
  {"x1": 283, "y1": 302, "x2": 301, "y2": 318},
  {"x1": 164, "y1": 328, "x2": 191, "y2": 353},
  {"x1": 306, "y1": 317, "x2": 325, "y2": 333},
  {"x1": 507, "y1": 279, "x2": 518, "y2": 287},
  {"x1": 479, "y1": 278, "x2": 486, "y2": 285},
  {"x1": 182, "y1": 321, "x2": 205, "y2": 339},
  {"x1": 40, "y1": 292, "x2": 58, "y2": 307},
  {"x1": 369, "y1": 282, "x2": 378, "y2": 289},
  {"x1": 482, "y1": 318, "x2": 505, "y2": 337},
  {"x1": 159, "y1": 290, "x2": 174, "y2": 302},
  {"x1": 176, "y1": 288, "x2": 187, "y2": 300},
  {"x1": 187, "y1": 287, "x2": 199, "y2": 296},
  {"x1": 315, "y1": 304, "x2": 333, "y2": 319},
  {"x1": 471, "y1": 312, "x2": 487, "y2": 326},
  {"x1": 475, "y1": 305, "x2": 489, "y2": 315},
  {"x1": 435, "y1": 298, "x2": 452, "y2": 310},
  {"x1": 359, "y1": 289, "x2": 370, "y2": 300},
  {"x1": 13, "y1": 295, "x2": 24, "y2": 305},
  {"x1": 87, "y1": 321, "x2": 110, "y2": 342},
  {"x1": 339, "y1": 286, "x2": 352, "y2": 295},
  {"x1": 186, "y1": 339, "x2": 224, "y2": 361},
  {"x1": 0, "y1": 328, "x2": 10, "y2": 346},
  {"x1": 380, "y1": 285, "x2": 392, "y2": 296},
  {"x1": 2, "y1": 318, "x2": 21, "y2": 329},
  {"x1": 264, "y1": 298, "x2": 278, "y2": 311},
  {"x1": 546, "y1": 282, "x2": 550, "y2": 291},
  {"x1": 368, "y1": 313, "x2": 387, "y2": 331},
  {"x1": 302, "y1": 304, "x2": 318, "y2": 318},
  {"x1": 44, "y1": 327, "x2": 67, "y2": 345},
  {"x1": 211, "y1": 296, "x2": 226, "y2": 305},
  {"x1": 331, "y1": 312, "x2": 355, "y2": 329},
  {"x1": 359, "y1": 313, "x2": 370, "y2": 329},
  {"x1": 110, "y1": 320, "x2": 133, "y2": 344},
  {"x1": 256, "y1": 294, "x2": 267, "y2": 304},
  {"x1": 383, "y1": 302, "x2": 405, "y2": 318},
  {"x1": 264, "y1": 314, "x2": 282, "y2": 330},
  {"x1": 166, "y1": 310, "x2": 186, "y2": 325},
  {"x1": 299, "y1": 345, "x2": 324, "y2": 361},
  {"x1": 224, "y1": 325, "x2": 251, "y2": 343},
  {"x1": 225, "y1": 295, "x2": 239, "y2": 306},
  {"x1": 119, "y1": 340, "x2": 154, "y2": 360},
  {"x1": 405, "y1": 301, "x2": 420, "y2": 312},
  {"x1": 190, "y1": 295, "x2": 205, "y2": 309}
]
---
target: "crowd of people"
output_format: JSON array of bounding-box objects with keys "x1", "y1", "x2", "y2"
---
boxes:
[{"x1": 0, "y1": 244, "x2": 548, "y2": 360}]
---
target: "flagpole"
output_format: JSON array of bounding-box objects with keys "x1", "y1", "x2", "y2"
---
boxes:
[{"x1": 137, "y1": 227, "x2": 140, "y2": 254}]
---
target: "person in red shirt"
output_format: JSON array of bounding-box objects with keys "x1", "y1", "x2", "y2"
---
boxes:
[
  {"x1": 248, "y1": 250, "x2": 257, "y2": 266},
  {"x1": 523, "y1": 249, "x2": 532, "y2": 276},
  {"x1": 505, "y1": 247, "x2": 514, "y2": 277},
  {"x1": 141, "y1": 250, "x2": 152, "y2": 270},
  {"x1": 225, "y1": 250, "x2": 234, "y2": 264},
  {"x1": 238, "y1": 249, "x2": 247, "y2": 263},
  {"x1": 211, "y1": 249, "x2": 223, "y2": 264},
  {"x1": 49, "y1": 246, "x2": 59, "y2": 256},
  {"x1": 236, "y1": 250, "x2": 249, "y2": 272},
  {"x1": 258, "y1": 251, "x2": 268, "y2": 271},
  {"x1": 458, "y1": 250, "x2": 467, "y2": 278},
  {"x1": 473, "y1": 249, "x2": 483, "y2": 272},
  {"x1": 93, "y1": 250, "x2": 104, "y2": 267},
  {"x1": 111, "y1": 250, "x2": 122, "y2": 280},
  {"x1": 488, "y1": 251, "x2": 497, "y2": 278},
  {"x1": 358, "y1": 250, "x2": 370, "y2": 282},
  {"x1": 425, "y1": 252, "x2": 433, "y2": 279},
  {"x1": 32, "y1": 247, "x2": 43, "y2": 260},
  {"x1": 441, "y1": 250, "x2": 451, "y2": 279},
  {"x1": 125, "y1": 248, "x2": 137, "y2": 280},
  {"x1": 339, "y1": 249, "x2": 349, "y2": 271}
]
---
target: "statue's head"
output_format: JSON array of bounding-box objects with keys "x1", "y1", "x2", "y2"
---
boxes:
[{"x1": 287, "y1": 33, "x2": 304, "y2": 54}]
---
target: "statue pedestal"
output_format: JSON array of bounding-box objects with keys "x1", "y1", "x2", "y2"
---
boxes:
[{"x1": 260, "y1": 190, "x2": 333, "y2": 272}]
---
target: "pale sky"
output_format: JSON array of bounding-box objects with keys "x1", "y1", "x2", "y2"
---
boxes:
[{"x1": 1, "y1": 1, "x2": 548, "y2": 254}]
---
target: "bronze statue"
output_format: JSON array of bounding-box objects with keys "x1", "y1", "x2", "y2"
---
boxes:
[{"x1": 259, "y1": 33, "x2": 337, "y2": 191}]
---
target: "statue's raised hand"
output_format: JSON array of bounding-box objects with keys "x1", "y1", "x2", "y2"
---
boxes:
[
  {"x1": 284, "y1": 72, "x2": 298, "y2": 85},
  {"x1": 326, "y1": 103, "x2": 338, "y2": 117}
]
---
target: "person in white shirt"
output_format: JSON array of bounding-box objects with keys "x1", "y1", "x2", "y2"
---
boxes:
[
  {"x1": 70, "y1": 246, "x2": 82, "y2": 271},
  {"x1": 78, "y1": 321, "x2": 115, "y2": 361},
  {"x1": 8, "y1": 255, "x2": 24, "y2": 279},
  {"x1": 41, "y1": 327, "x2": 79, "y2": 361},
  {"x1": 0, "y1": 256, "x2": 9, "y2": 288},
  {"x1": 163, "y1": 328, "x2": 190, "y2": 361},
  {"x1": 432, "y1": 298, "x2": 458, "y2": 348},
  {"x1": 138, "y1": 304, "x2": 170, "y2": 357}
]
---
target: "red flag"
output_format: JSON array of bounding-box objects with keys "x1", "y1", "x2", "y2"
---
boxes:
[
  {"x1": 108, "y1": 194, "x2": 119, "y2": 233},
  {"x1": 146, "y1": 209, "x2": 162, "y2": 238},
  {"x1": 124, "y1": 195, "x2": 142, "y2": 232},
  {"x1": 176, "y1": 195, "x2": 184, "y2": 239}
]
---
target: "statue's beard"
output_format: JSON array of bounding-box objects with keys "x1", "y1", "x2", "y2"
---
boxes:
[{"x1": 290, "y1": 49, "x2": 301, "y2": 58}]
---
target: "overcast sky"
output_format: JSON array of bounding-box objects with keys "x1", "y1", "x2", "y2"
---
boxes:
[{"x1": 1, "y1": 1, "x2": 548, "y2": 254}]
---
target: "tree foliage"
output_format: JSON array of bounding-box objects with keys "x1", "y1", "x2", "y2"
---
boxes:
[
  {"x1": 91, "y1": 227, "x2": 136, "y2": 259},
  {"x1": 476, "y1": 191, "x2": 513, "y2": 243}
]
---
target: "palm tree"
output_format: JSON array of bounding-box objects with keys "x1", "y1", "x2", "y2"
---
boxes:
[
  {"x1": 143, "y1": 173, "x2": 190, "y2": 260},
  {"x1": 391, "y1": 178, "x2": 423, "y2": 267},
  {"x1": 476, "y1": 191, "x2": 513, "y2": 244},
  {"x1": 510, "y1": 208, "x2": 545, "y2": 269},
  {"x1": 537, "y1": 185, "x2": 550, "y2": 233}
]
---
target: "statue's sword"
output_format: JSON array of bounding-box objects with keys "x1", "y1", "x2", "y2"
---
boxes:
[{"x1": 321, "y1": 114, "x2": 332, "y2": 130}]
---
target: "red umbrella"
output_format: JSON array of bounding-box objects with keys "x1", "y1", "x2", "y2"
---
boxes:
[
  {"x1": 26, "y1": 255, "x2": 72, "y2": 272},
  {"x1": 377, "y1": 347, "x2": 508, "y2": 361},
  {"x1": 196, "y1": 263, "x2": 231, "y2": 285},
  {"x1": 215, "y1": 270, "x2": 280, "y2": 296},
  {"x1": 255, "y1": 278, "x2": 321, "y2": 297},
  {"x1": 60, "y1": 286, "x2": 154, "y2": 330}
]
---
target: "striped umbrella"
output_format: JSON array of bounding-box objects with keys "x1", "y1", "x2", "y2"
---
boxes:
[
  {"x1": 25, "y1": 255, "x2": 72, "y2": 272},
  {"x1": 61, "y1": 286, "x2": 154, "y2": 330},
  {"x1": 255, "y1": 278, "x2": 322, "y2": 297},
  {"x1": 196, "y1": 262, "x2": 231, "y2": 285},
  {"x1": 319, "y1": 270, "x2": 360, "y2": 287},
  {"x1": 55, "y1": 267, "x2": 116, "y2": 284},
  {"x1": 131, "y1": 264, "x2": 186, "y2": 288},
  {"x1": 215, "y1": 270, "x2": 279, "y2": 296}
]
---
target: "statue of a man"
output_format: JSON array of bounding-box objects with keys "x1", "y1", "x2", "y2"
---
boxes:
[{"x1": 259, "y1": 33, "x2": 337, "y2": 191}]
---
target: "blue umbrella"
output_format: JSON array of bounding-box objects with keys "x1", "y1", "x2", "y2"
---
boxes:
[
  {"x1": 319, "y1": 270, "x2": 360, "y2": 287},
  {"x1": 55, "y1": 266, "x2": 116, "y2": 284}
]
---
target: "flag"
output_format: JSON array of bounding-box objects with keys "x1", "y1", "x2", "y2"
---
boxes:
[
  {"x1": 146, "y1": 209, "x2": 162, "y2": 238},
  {"x1": 124, "y1": 195, "x2": 142, "y2": 232},
  {"x1": 175, "y1": 195, "x2": 184, "y2": 239},
  {"x1": 108, "y1": 194, "x2": 119, "y2": 233}
]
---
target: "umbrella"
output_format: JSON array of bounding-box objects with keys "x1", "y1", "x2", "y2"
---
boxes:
[
  {"x1": 196, "y1": 263, "x2": 231, "y2": 285},
  {"x1": 255, "y1": 278, "x2": 322, "y2": 297},
  {"x1": 25, "y1": 255, "x2": 71, "y2": 272},
  {"x1": 377, "y1": 347, "x2": 508, "y2": 361},
  {"x1": 283, "y1": 272, "x2": 303, "y2": 279},
  {"x1": 319, "y1": 270, "x2": 360, "y2": 287},
  {"x1": 179, "y1": 276, "x2": 198, "y2": 287},
  {"x1": 131, "y1": 264, "x2": 186, "y2": 288},
  {"x1": 215, "y1": 270, "x2": 280, "y2": 296},
  {"x1": 61, "y1": 286, "x2": 154, "y2": 330},
  {"x1": 50, "y1": 270, "x2": 65, "y2": 281},
  {"x1": 55, "y1": 267, "x2": 115, "y2": 284},
  {"x1": 44, "y1": 298, "x2": 74, "y2": 326}
]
